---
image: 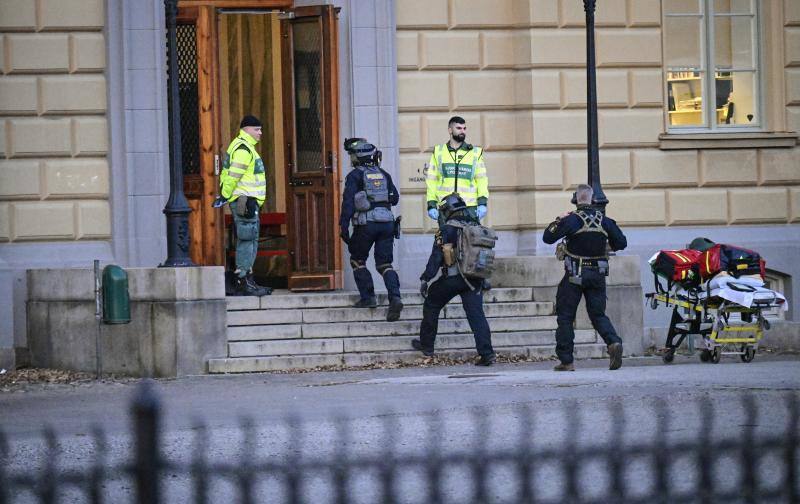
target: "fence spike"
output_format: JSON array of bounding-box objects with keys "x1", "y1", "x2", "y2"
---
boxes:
[
  {"x1": 380, "y1": 411, "x2": 398, "y2": 504},
  {"x1": 285, "y1": 415, "x2": 302, "y2": 504},
  {"x1": 191, "y1": 420, "x2": 209, "y2": 504},
  {"x1": 698, "y1": 396, "x2": 715, "y2": 504},
  {"x1": 516, "y1": 403, "x2": 534, "y2": 504},
  {"x1": 609, "y1": 399, "x2": 625, "y2": 501},
  {"x1": 426, "y1": 411, "x2": 444, "y2": 504},
  {"x1": 40, "y1": 428, "x2": 58, "y2": 504},
  {"x1": 653, "y1": 398, "x2": 670, "y2": 504},
  {"x1": 333, "y1": 415, "x2": 350, "y2": 504},
  {"x1": 131, "y1": 379, "x2": 161, "y2": 504},
  {"x1": 89, "y1": 425, "x2": 106, "y2": 504},
  {"x1": 564, "y1": 400, "x2": 580, "y2": 503},
  {"x1": 0, "y1": 430, "x2": 8, "y2": 504},
  {"x1": 238, "y1": 417, "x2": 256, "y2": 504},
  {"x1": 471, "y1": 408, "x2": 490, "y2": 504},
  {"x1": 785, "y1": 393, "x2": 799, "y2": 503}
]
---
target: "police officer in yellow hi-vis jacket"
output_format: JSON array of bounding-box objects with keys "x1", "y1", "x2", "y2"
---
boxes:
[
  {"x1": 425, "y1": 116, "x2": 489, "y2": 225},
  {"x1": 215, "y1": 115, "x2": 272, "y2": 296}
]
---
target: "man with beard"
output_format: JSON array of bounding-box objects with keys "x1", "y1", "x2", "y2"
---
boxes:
[{"x1": 425, "y1": 116, "x2": 489, "y2": 226}]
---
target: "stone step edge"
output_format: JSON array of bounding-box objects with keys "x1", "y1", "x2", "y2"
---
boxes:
[{"x1": 207, "y1": 344, "x2": 608, "y2": 374}]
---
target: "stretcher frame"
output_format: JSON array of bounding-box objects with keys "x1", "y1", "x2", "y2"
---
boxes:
[{"x1": 645, "y1": 276, "x2": 777, "y2": 364}]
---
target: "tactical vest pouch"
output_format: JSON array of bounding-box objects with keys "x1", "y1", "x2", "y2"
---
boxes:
[
  {"x1": 442, "y1": 243, "x2": 456, "y2": 266},
  {"x1": 555, "y1": 241, "x2": 567, "y2": 261},
  {"x1": 449, "y1": 221, "x2": 498, "y2": 280},
  {"x1": 366, "y1": 207, "x2": 394, "y2": 223},
  {"x1": 354, "y1": 191, "x2": 371, "y2": 211}
]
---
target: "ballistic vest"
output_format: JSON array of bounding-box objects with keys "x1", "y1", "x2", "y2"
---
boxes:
[
  {"x1": 564, "y1": 208, "x2": 608, "y2": 260},
  {"x1": 351, "y1": 165, "x2": 394, "y2": 225}
]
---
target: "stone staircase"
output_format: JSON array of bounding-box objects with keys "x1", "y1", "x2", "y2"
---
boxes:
[{"x1": 208, "y1": 288, "x2": 607, "y2": 373}]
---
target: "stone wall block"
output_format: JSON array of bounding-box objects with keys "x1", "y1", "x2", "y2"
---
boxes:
[
  {"x1": 630, "y1": 69, "x2": 663, "y2": 106},
  {"x1": 395, "y1": 0, "x2": 448, "y2": 28},
  {"x1": 8, "y1": 118, "x2": 71, "y2": 157},
  {"x1": 596, "y1": 28, "x2": 661, "y2": 66},
  {"x1": 398, "y1": 113, "x2": 422, "y2": 151},
  {"x1": 514, "y1": 151, "x2": 536, "y2": 188},
  {"x1": 0, "y1": 76, "x2": 38, "y2": 114},
  {"x1": 634, "y1": 150, "x2": 698, "y2": 187},
  {"x1": 42, "y1": 158, "x2": 108, "y2": 198},
  {"x1": 0, "y1": 0, "x2": 36, "y2": 31},
  {"x1": 629, "y1": 0, "x2": 661, "y2": 26},
  {"x1": 790, "y1": 187, "x2": 800, "y2": 223},
  {"x1": 517, "y1": 189, "x2": 536, "y2": 226},
  {"x1": 173, "y1": 301, "x2": 227, "y2": 375},
  {"x1": 452, "y1": 71, "x2": 516, "y2": 109},
  {"x1": 533, "y1": 191, "x2": 574, "y2": 226},
  {"x1": 532, "y1": 151, "x2": 563, "y2": 189},
  {"x1": 424, "y1": 112, "x2": 482, "y2": 149},
  {"x1": 524, "y1": 70, "x2": 560, "y2": 108},
  {"x1": 76, "y1": 200, "x2": 110, "y2": 239},
  {"x1": 398, "y1": 152, "x2": 428, "y2": 191},
  {"x1": 667, "y1": 189, "x2": 728, "y2": 225},
  {"x1": 483, "y1": 111, "x2": 530, "y2": 149},
  {"x1": 529, "y1": 29, "x2": 586, "y2": 65},
  {"x1": 127, "y1": 266, "x2": 225, "y2": 302},
  {"x1": 0, "y1": 160, "x2": 41, "y2": 198},
  {"x1": 13, "y1": 201, "x2": 75, "y2": 240},
  {"x1": 0, "y1": 120, "x2": 5, "y2": 156},
  {"x1": 759, "y1": 148, "x2": 800, "y2": 185},
  {"x1": 563, "y1": 0, "x2": 627, "y2": 26},
  {"x1": 398, "y1": 195, "x2": 425, "y2": 232},
  {"x1": 6, "y1": 34, "x2": 70, "y2": 73},
  {"x1": 397, "y1": 72, "x2": 450, "y2": 110},
  {"x1": 521, "y1": 0, "x2": 559, "y2": 27},
  {"x1": 565, "y1": 150, "x2": 631, "y2": 188},
  {"x1": 69, "y1": 33, "x2": 105, "y2": 72},
  {"x1": 599, "y1": 109, "x2": 663, "y2": 145},
  {"x1": 787, "y1": 0, "x2": 800, "y2": 24},
  {"x1": 72, "y1": 117, "x2": 108, "y2": 156},
  {"x1": 421, "y1": 32, "x2": 480, "y2": 69},
  {"x1": 40, "y1": 75, "x2": 107, "y2": 114},
  {"x1": 488, "y1": 191, "x2": 519, "y2": 229},
  {"x1": 396, "y1": 32, "x2": 419, "y2": 69},
  {"x1": 0, "y1": 203, "x2": 9, "y2": 241},
  {"x1": 786, "y1": 28, "x2": 800, "y2": 66},
  {"x1": 562, "y1": 69, "x2": 628, "y2": 108},
  {"x1": 481, "y1": 31, "x2": 515, "y2": 68},
  {"x1": 729, "y1": 188, "x2": 789, "y2": 223},
  {"x1": 605, "y1": 189, "x2": 666, "y2": 225},
  {"x1": 39, "y1": 0, "x2": 105, "y2": 30},
  {"x1": 699, "y1": 150, "x2": 757, "y2": 186},
  {"x1": 532, "y1": 110, "x2": 586, "y2": 146},
  {"x1": 786, "y1": 69, "x2": 800, "y2": 105},
  {"x1": 485, "y1": 152, "x2": 519, "y2": 189},
  {"x1": 451, "y1": 0, "x2": 516, "y2": 28}
]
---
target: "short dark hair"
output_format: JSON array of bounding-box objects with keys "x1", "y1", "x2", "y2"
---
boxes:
[{"x1": 448, "y1": 116, "x2": 466, "y2": 128}]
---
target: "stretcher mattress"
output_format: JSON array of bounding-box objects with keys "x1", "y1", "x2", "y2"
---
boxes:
[{"x1": 675, "y1": 275, "x2": 787, "y2": 311}]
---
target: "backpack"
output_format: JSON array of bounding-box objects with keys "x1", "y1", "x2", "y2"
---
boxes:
[
  {"x1": 699, "y1": 244, "x2": 765, "y2": 280},
  {"x1": 651, "y1": 249, "x2": 703, "y2": 288},
  {"x1": 447, "y1": 220, "x2": 498, "y2": 281}
]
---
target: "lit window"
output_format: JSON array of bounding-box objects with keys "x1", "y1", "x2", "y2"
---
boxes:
[{"x1": 663, "y1": 0, "x2": 761, "y2": 131}]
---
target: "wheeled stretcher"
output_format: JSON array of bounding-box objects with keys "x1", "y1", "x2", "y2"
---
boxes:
[{"x1": 645, "y1": 274, "x2": 787, "y2": 364}]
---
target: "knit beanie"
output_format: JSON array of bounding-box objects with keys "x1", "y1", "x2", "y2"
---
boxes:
[{"x1": 240, "y1": 115, "x2": 262, "y2": 128}]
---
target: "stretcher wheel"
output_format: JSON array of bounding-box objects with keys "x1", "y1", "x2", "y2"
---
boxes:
[
  {"x1": 699, "y1": 350, "x2": 711, "y2": 363},
  {"x1": 762, "y1": 319, "x2": 771, "y2": 330},
  {"x1": 740, "y1": 346, "x2": 756, "y2": 363},
  {"x1": 662, "y1": 348, "x2": 675, "y2": 364},
  {"x1": 710, "y1": 347, "x2": 721, "y2": 364},
  {"x1": 650, "y1": 297, "x2": 658, "y2": 310}
]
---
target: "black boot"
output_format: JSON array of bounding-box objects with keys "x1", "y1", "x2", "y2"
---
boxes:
[
  {"x1": 236, "y1": 274, "x2": 272, "y2": 297},
  {"x1": 475, "y1": 353, "x2": 496, "y2": 367},
  {"x1": 353, "y1": 296, "x2": 378, "y2": 308},
  {"x1": 411, "y1": 338, "x2": 434, "y2": 357},
  {"x1": 386, "y1": 297, "x2": 404, "y2": 322}
]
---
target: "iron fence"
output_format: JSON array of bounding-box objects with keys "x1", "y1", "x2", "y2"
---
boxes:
[{"x1": 1, "y1": 381, "x2": 798, "y2": 503}]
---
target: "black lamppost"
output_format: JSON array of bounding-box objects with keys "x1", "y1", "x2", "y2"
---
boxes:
[
  {"x1": 161, "y1": 0, "x2": 194, "y2": 267},
  {"x1": 583, "y1": 0, "x2": 608, "y2": 209}
]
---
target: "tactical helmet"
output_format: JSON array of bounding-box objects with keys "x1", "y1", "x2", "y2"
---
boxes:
[
  {"x1": 439, "y1": 193, "x2": 467, "y2": 221},
  {"x1": 343, "y1": 137, "x2": 380, "y2": 166}
]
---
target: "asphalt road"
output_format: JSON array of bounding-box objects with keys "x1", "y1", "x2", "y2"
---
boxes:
[{"x1": 2, "y1": 355, "x2": 799, "y2": 503}]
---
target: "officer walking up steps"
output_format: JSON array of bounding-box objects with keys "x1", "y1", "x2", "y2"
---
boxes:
[
  {"x1": 339, "y1": 138, "x2": 404, "y2": 322},
  {"x1": 412, "y1": 194, "x2": 498, "y2": 366},
  {"x1": 425, "y1": 116, "x2": 489, "y2": 225},
  {"x1": 543, "y1": 184, "x2": 627, "y2": 371},
  {"x1": 215, "y1": 115, "x2": 272, "y2": 297}
]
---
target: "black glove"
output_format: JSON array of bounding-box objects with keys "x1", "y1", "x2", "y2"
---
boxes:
[
  {"x1": 339, "y1": 227, "x2": 350, "y2": 244},
  {"x1": 245, "y1": 197, "x2": 258, "y2": 218},
  {"x1": 419, "y1": 280, "x2": 428, "y2": 298},
  {"x1": 212, "y1": 196, "x2": 227, "y2": 208}
]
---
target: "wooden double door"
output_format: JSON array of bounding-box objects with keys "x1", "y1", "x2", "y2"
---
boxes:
[{"x1": 177, "y1": 1, "x2": 342, "y2": 290}]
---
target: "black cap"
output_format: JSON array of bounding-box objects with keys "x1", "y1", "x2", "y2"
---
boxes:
[{"x1": 240, "y1": 115, "x2": 262, "y2": 128}]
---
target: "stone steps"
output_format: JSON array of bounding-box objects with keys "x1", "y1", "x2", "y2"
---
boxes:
[{"x1": 209, "y1": 287, "x2": 602, "y2": 373}]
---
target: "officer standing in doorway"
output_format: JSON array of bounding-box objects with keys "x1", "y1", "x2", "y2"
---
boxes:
[
  {"x1": 215, "y1": 115, "x2": 272, "y2": 297},
  {"x1": 411, "y1": 194, "x2": 496, "y2": 366},
  {"x1": 425, "y1": 116, "x2": 489, "y2": 225},
  {"x1": 339, "y1": 138, "x2": 404, "y2": 321},
  {"x1": 543, "y1": 184, "x2": 627, "y2": 371}
]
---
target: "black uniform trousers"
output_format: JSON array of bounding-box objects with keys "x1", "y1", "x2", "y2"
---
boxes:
[
  {"x1": 555, "y1": 267, "x2": 621, "y2": 365},
  {"x1": 419, "y1": 275, "x2": 494, "y2": 357},
  {"x1": 348, "y1": 221, "x2": 400, "y2": 301}
]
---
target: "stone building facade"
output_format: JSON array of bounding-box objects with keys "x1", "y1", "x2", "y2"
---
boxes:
[{"x1": 0, "y1": 0, "x2": 798, "y2": 369}]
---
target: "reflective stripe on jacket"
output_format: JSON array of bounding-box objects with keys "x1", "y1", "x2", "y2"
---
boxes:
[
  {"x1": 425, "y1": 143, "x2": 489, "y2": 208},
  {"x1": 219, "y1": 130, "x2": 267, "y2": 205}
]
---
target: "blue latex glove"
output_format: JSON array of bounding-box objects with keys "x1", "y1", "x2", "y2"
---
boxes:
[
  {"x1": 477, "y1": 205, "x2": 487, "y2": 220},
  {"x1": 427, "y1": 208, "x2": 439, "y2": 220}
]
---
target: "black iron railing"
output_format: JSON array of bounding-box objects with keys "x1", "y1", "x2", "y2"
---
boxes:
[{"x1": 1, "y1": 382, "x2": 798, "y2": 503}]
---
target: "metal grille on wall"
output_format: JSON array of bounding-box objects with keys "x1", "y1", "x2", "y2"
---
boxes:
[{"x1": 175, "y1": 24, "x2": 200, "y2": 176}]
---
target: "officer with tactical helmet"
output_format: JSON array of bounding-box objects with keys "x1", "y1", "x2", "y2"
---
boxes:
[
  {"x1": 339, "y1": 138, "x2": 404, "y2": 321},
  {"x1": 215, "y1": 115, "x2": 272, "y2": 297},
  {"x1": 412, "y1": 193, "x2": 496, "y2": 366},
  {"x1": 543, "y1": 184, "x2": 627, "y2": 371},
  {"x1": 425, "y1": 116, "x2": 489, "y2": 226}
]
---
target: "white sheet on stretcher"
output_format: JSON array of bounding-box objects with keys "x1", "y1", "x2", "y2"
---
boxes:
[{"x1": 677, "y1": 275, "x2": 788, "y2": 311}]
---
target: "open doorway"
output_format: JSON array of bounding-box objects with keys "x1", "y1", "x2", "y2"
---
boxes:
[{"x1": 218, "y1": 11, "x2": 288, "y2": 289}]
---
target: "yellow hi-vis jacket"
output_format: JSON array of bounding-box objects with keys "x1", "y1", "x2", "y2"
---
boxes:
[
  {"x1": 220, "y1": 130, "x2": 266, "y2": 206},
  {"x1": 425, "y1": 142, "x2": 489, "y2": 209}
]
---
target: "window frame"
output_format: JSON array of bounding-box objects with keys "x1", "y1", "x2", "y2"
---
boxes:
[{"x1": 662, "y1": 0, "x2": 764, "y2": 134}]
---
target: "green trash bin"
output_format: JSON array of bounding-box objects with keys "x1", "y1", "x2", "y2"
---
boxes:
[{"x1": 102, "y1": 265, "x2": 131, "y2": 324}]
